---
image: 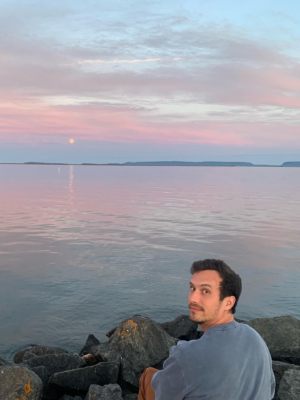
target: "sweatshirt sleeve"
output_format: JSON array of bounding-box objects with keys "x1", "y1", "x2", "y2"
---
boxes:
[{"x1": 151, "y1": 347, "x2": 186, "y2": 400}]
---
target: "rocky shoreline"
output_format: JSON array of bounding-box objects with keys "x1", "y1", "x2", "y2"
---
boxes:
[{"x1": 1, "y1": 314, "x2": 300, "y2": 400}]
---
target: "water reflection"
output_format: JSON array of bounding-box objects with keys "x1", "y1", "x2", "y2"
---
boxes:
[
  {"x1": 69, "y1": 165, "x2": 74, "y2": 204},
  {"x1": 0, "y1": 165, "x2": 300, "y2": 360}
]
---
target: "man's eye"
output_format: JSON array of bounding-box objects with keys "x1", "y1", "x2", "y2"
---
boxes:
[
  {"x1": 203, "y1": 290, "x2": 210, "y2": 294},
  {"x1": 190, "y1": 287, "x2": 195, "y2": 291}
]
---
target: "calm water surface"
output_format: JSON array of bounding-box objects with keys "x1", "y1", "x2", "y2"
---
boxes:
[{"x1": 0, "y1": 165, "x2": 299, "y2": 360}]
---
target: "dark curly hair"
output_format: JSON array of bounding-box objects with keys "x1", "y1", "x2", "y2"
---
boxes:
[{"x1": 190, "y1": 259, "x2": 242, "y2": 314}]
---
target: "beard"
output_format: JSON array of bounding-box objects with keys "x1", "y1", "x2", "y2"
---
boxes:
[{"x1": 189, "y1": 301, "x2": 222, "y2": 324}]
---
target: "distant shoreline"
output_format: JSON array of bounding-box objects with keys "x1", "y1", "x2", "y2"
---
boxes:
[{"x1": 0, "y1": 161, "x2": 300, "y2": 167}]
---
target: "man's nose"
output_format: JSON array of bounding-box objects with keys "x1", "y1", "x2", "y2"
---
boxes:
[{"x1": 189, "y1": 290, "x2": 200, "y2": 303}]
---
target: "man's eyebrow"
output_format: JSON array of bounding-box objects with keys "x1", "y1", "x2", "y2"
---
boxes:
[{"x1": 189, "y1": 282, "x2": 212, "y2": 288}]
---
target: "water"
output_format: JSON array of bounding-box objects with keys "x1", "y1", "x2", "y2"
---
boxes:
[{"x1": 0, "y1": 165, "x2": 299, "y2": 360}]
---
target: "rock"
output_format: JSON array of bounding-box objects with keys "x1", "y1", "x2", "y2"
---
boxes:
[
  {"x1": 58, "y1": 396, "x2": 82, "y2": 400},
  {"x1": 123, "y1": 395, "x2": 138, "y2": 400},
  {"x1": 31, "y1": 365, "x2": 51, "y2": 385},
  {"x1": 14, "y1": 344, "x2": 68, "y2": 363},
  {"x1": 235, "y1": 318, "x2": 246, "y2": 323},
  {"x1": 105, "y1": 315, "x2": 142, "y2": 339},
  {"x1": 29, "y1": 345, "x2": 68, "y2": 357},
  {"x1": 13, "y1": 345, "x2": 36, "y2": 364},
  {"x1": 84, "y1": 384, "x2": 122, "y2": 400},
  {"x1": 278, "y1": 369, "x2": 300, "y2": 400},
  {"x1": 31, "y1": 365, "x2": 58, "y2": 400},
  {"x1": 247, "y1": 316, "x2": 300, "y2": 364},
  {"x1": 272, "y1": 361, "x2": 300, "y2": 400},
  {"x1": 49, "y1": 361, "x2": 119, "y2": 396},
  {"x1": 0, "y1": 356, "x2": 10, "y2": 367},
  {"x1": 58, "y1": 395, "x2": 74, "y2": 400},
  {"x1": 160, "y1": 314, "x2": 198, "y2": 340},
  {"x1": 196, "y1": 331, "x2": 204, "y2": 339},
  {"x1": 82, "y1": 353, "x2": 99, "y2": 366},
  {"x1": 24, "y1": 353, "x2": 86, "y2": 376},
  {"x1": 23, "y1": 352, "x2": 38, "y2": 362},
  {"x1": 0, "y1": 364, "x2": 43, "y2": 400},
  {"x1": 106, "y1": 327, "x2": 117, "y2": 338},
  {"x1": 79, "y1": 334, "x2": 101, "y2": 356},
  {"x1": 92, "y1": 315, "x2": 176, "y2": 389}
]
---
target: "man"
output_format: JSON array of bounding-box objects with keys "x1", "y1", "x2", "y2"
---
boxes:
[{"x1": 138, "y1": 259, "x2": 275, "y2": 400}]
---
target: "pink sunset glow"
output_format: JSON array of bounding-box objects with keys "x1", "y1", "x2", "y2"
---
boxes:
[{"x1": 1, "y1": 0, "x2": 300, "y2": 163}]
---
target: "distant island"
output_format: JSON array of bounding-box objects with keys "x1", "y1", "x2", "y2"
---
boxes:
[
  {"x1": 16, "y1": 161, "x2": 300, "y2": 167},
  {"x1": 0, "y1": 161, "x2": 297, "y2": 167},
  {"x1": 281, "y1": 162, "x2": 300, "y2": 167}
]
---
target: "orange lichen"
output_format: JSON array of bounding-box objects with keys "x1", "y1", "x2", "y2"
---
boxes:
[
  {"x1": 17, "y1": 378, "x2": 33, "y2": 399},
  {"x1": 24, "y1": 379, "x2": 33, "y2": 396},
  {"x1": 118, "y1": 319, "x2": 137, "y2": 338}
]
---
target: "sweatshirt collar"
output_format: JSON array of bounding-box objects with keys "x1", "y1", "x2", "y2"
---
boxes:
[{"x1": 203, "y1": 320, "x2": 239, "y2": 333}]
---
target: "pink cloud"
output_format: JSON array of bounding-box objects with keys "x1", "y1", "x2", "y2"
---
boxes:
[{"x1": 1, "y1": 96, "x2": 300, "y2": 150}]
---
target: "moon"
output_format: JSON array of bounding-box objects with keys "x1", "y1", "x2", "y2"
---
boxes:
[{"x1": 69, "y1": 138, "x2": 74, "y2": 144}]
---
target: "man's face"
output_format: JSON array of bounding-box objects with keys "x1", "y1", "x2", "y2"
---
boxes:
[{"x1": 188, "y1": 270, "x2": 227, "y2": 326}]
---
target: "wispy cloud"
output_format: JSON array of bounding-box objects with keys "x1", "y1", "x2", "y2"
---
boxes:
[
  {"x1": 1, "y1": 0, "x2": 300, "y2": 158},
  {"x1": 68, "y1": 57, "x2": 183, "y2": 65}
]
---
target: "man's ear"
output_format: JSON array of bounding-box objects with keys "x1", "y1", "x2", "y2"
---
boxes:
[{"x1": 224, "y1": 296, "x2": 236, "y2": 311}]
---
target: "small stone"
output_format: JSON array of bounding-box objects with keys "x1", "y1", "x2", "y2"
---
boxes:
[{"x1": 82, "y1": 353, "x2": 98, "y2": 366}]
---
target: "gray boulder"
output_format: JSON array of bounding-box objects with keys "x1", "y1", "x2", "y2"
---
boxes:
[
  {"x1": 49, "y1": 361, "x2": 119, "y2": 395},
  {"x1": 24, "y1": 352, "x2": 38, "y2": 362},
  {"x1": 92, "y1": 315, "x2": 176, "y2": 389},
  {"x1": 123, "y1": 395, "x2": 138, "y2": 400},
  {"x1": 14, "y1": 344, "x2": 68, "y2": 363},
  {"x1": 106, "y1": 327, "x2": 117, "y2": 338},
  {"x1": 58, "y1": 395, "x2": 83, "y2": 400},
  {"x1": 31, "y1": 365, "x2": 58, "y2": 400},
  {"x1": 160, "y1": 315, "x2": 198, "y2": 340},
  {"x1": 235, "y1": 318, "x2": 246, "y2": 323},
  {"x1": 0, "y1": 364, "x2": 43, "y2": 400},
  {"x1": 0, "y1": 356, "x2": 10, "y2": 367},
  {"x1": 58, "y1": 395, "x2": 74, "y2": 400},
  {"x1": 278, "y1": 369, "x2": 300, "y2": 400},
  {"x1": 13, "y1": 345, "x2": 37, "y2": 364},
  {"x1": 85, "y1": 384, "x2": 122, "y2": 400},
  {"x1": 31, "y1": 365, "x2": 51, "y2": 386},
  {"x1": 79, "y1": 334, "x2": 100, "y2": 356},
  {"x1": 247, "y1": 316, "x2": 300, "y2": 364},
  {"x1": 272, "y1": 361, "x2": 300, "y2": 400},
  {"x1": 24, "y1": 353, "x2": 86, "y2": 376}
]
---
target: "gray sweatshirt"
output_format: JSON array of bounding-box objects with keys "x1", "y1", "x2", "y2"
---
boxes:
[{"x1": 151, "y1": 320, "x2": 275, "y2": 400}]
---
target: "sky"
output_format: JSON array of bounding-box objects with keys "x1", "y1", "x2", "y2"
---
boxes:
[{"x1": 1, "y1": 0, "x2": 300, "y2": 164}]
